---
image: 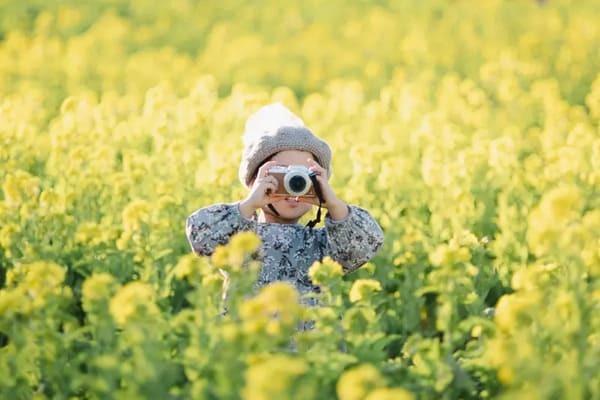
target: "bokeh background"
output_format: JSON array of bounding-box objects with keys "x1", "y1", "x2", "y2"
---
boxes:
[{"x1": 1, "y1": 1, "x2": 599, "y2": 399}]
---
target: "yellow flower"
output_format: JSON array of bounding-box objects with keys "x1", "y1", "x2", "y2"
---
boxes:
[
  {"x1": 211, "y1": 233, "x2": 260, "y2": 271},
  {"x1": 75, "y1": 222, "x2": 103, "y2": 245},
  {"x1": 586, "y1": 74, "x2": 600, "y2": 120},
  {"x1": 121, "y1": 199, "x2": 152, "y2": 232},
  {"x1": 55, "y1": 7, "x2": 83, "y2": 31},
  {"x1": 421, "y1": 149, "x2": 446, "y2": 187},
  {"x1": 342, "y1": 307, "x2": 377, "y2": 333},
  {"x1": 60, "y1": 96, "x2": 78, "y2": 114},
  {"x1": 174, "y1": 254, "x2": 211, "y2": 282},
  {"x1": 429, "y1": 243, "x2": 470, "y2": 268},
  {"x1": 494, "y1": 293, "x2": 538, "y2": 334},
  {"x1": 258, "y1": 282, "x2": 299, "y2": 312},
  {"x1": 211, "y1": 245, "x2": 229, "y2": 268},
  {"x1": 94, "y1": 354, "x2": 119, "y2": 371},
  {"x1": 220, "y1": 322, "x2": 239, "y2": 342},
  {"x1": 553, "y1": 290, "x2": 580, "y2": 333},
  {"x1": 201, "y1": 272, "x2": 225, "y2": 293},
  {"x1": 39, "y1": 188, "x2": 66, "y2": 214},
  {"x1": 2, "y1": 170, "x2": 41, "y2": 207},
  {"x1": 0, "y1": 289, "x2": 23, "y2": 317},
  {"x1": 81, "y1": 273, "x2": 117, "y2": 311},
  {"x1": 169, "y1": 309, "x2": 197, "y2": 337},
  {"x1": 1, "y1": 262, "x2": 69, "y2": 315},
  {"x1": 365, "y1": 387, "x2": 414, "y2": 400},
  {"x1": 243, "y1": 354, "x2": 307, "y2": 400},
  {"x1": 229, "y1": 231, "x2": 262, "y2": 254},
  {"x1": 337, "y1": 364, "x2": 386, "y2": 400},
  {"x1": 471, "y1": 325, "x2": 483, "y2": 338},
  {"x1": 497, "y1": 365, "x2": 513, "y2": 384},
  {"x1": 349, "y1": 279, "x2": 382, "y2": 303},
  {"x1": 527, "y1": 185, "x2": 583, "y2": 256},
  {"x1": 449, "y1": 230, "x2": 479, "y2": 248},
  {"x1": 109, "y1": 281, "x2": 158, "y2": 325},
  {"x1": 240, "y1": 282, "x2": 301, "y2": 335},
  {"x1": 21, "y1": 261, "x2": 66, "y2": 292},
  {"x1": 394, "y1": 252, "x2": 415, "y2": 266},
  {"x1": 542, "y1": 185, "x2": 582, "y2": 222},
  {"x1": 525, "y1": 220, "x2": 557, "y2": 258},
  {"x1": 0, "y1": 223, "x2": 19, "y2": 250},
  {"x1": 581, "y1": 211, "x2": 600, "y2": 276},
  {"x1": 308, "y1": 256, "x2": 344, "y2": 286},
  {"x1": 115, "y1": 231, "x2": 132, "y2": 250}
]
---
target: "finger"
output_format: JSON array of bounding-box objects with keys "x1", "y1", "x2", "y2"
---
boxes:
[
  {"x1": 313, "y1": 174, "x2": 328, "y2": 187},
  {"x1": 257, "y1": 176, "x2": 278, "y2": 188},
  {"x1": 256, "y1": 162, "x2": 272, "y2": 178},
  {"x1": 307, "y1": 158, "x2": 320, "y2": 168},
  {"x1": 307, "y1": 158, "x2": 325, "y2": 175},
  {"x1": 308, "y1": 158, "x2": 323, "y2": 167},
  {"x1": 267, "y1": 175, "x2": 278, "y2": 186},
  {"x1": 252, "y1": 176, "x2": 268, "y2": 188},
  {"x1": 263, "y1": 182, "x2": 277, "y2": 196},
  {"x1": 257, "y1": 160, "x2": 279, "y2": 178},
  {"x1": 312, "y1": 175, "x2": 331, "y2": 200}
]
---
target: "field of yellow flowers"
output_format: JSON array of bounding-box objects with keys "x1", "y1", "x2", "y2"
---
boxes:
[{"x1": 1, "y1": 0, "x2": 599, "y2": 399}]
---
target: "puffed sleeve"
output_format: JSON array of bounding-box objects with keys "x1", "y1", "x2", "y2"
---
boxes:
[
  {"x1": 185, "y1": 203, "x2": 256, "y2": 256},
  {"x1": 325, "y1": 205, "x2": 384, "y2": 272}
]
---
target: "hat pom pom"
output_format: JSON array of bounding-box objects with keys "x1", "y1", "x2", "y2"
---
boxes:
[{"x1": 243, "y1": 103, "x2": 305, "y2": 147}]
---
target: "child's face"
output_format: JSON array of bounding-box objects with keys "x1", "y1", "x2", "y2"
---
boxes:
[{"x1": 262, "y1": 150, "x2": 317, "y2": 222}]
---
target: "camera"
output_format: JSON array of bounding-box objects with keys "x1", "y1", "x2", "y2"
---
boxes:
[{"x1": 267, "y1": 165, "x2": 317, "y2": 198}]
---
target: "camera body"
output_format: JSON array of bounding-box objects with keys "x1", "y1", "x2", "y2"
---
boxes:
[{"x1": 267, "y1": 165, "x2": 317, "y2": 198}]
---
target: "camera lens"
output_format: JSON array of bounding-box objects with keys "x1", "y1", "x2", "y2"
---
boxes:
[
  {"x1": 283, "y1": 166, "x2": 312, "y2": 196},
  {"x1": 288, "y1": 175, "x2": 307, "y2": 194}
]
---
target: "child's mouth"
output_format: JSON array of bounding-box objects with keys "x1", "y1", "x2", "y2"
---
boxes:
[{"x1": 284, "y1": 197, "x2": 299, "y2": 206}]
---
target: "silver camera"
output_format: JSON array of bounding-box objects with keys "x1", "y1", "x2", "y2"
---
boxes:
[{"x1": 267, "y1": 165, "x2": 317, "y2": 197}]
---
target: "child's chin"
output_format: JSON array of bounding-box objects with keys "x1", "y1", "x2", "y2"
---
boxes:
[{"x1": 276, "y1": 201, "x2": 310, "y2": 218}]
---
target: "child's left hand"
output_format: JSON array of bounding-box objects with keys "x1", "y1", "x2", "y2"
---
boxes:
[{"x1": 297, "y1": 158, "x2": 349, "y2": 221}]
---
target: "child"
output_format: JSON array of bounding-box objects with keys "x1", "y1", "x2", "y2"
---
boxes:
[{"x1": 185, "y1": 103, "x2": 384, "y2": 299}]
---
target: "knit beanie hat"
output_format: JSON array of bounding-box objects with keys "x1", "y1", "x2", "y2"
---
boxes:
[{"x1": 238, "y1": 103, "x2": 332, "y2": 187}]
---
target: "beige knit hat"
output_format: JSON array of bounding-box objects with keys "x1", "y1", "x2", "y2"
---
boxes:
[{"x1": 238, "y1": 103, "x2": 332, "y2": 187}]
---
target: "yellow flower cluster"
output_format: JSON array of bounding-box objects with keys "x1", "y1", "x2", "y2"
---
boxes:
[
  {"x1": 308, "y1": 256, "x2": 344, "y2": 286},
  {"x1": 121, "y1": 199, "x2": 153, "y2": 233},
  {"x1": 173, "y1": 253, "x2": 212, "y2": 283},
  {"x1": 487, "y1": 256, "x2": 597, "y2": 397},
  {"x1": 240, "y1": 282, "x2": 301, "y2": 336},
  {"x1": 0, "y1": 0, "x2": 598, "y2": 397},
  {"x1": 0, "y1": 262, "x2": 70, "y2": 317},
  {"x1": 494, "y1": 293, "x2": 539, "y2": 335},
  {"x1": 212, "y1": 231, "x2": 262, "y2": 272},
  {"x1": 348, "y1": 279, "x2": 382, "y2": 303},
  {"x1": 337, "y1": 364, "x2": 386, "y2": 400},
  {"x1": 109, "y1": 281, "x2": 159, "y2": 326},
  {"x1": 2, "y1": 170, "x2": 40, "y2": 208},
  {"x1": 243, "y1": 354, "x2": 309, "y2": 400},
  {"x1": 428, "y1": 243, "x2": 471, "y2": 269},
  {"x1": 365, "y1": 388, "x2": 414, "y2": 400},
  {"x1": 337, "y1": 364, "x2": 413, "y2": 400},
  {"x1": 81, "y1": 273, "x2": 118, "y2": 311},
  {"x1": 526, "y1": 186, "x2": 581, "y2": 253}
]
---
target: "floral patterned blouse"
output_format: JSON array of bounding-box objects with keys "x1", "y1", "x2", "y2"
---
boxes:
[{"x1": 185, "y1": 203, "x2": 384, "y2": 298}]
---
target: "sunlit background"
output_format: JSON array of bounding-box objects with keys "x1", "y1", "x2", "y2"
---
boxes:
[{"x1": 1, "y1": 1, "x2": 599, "y2": 399}]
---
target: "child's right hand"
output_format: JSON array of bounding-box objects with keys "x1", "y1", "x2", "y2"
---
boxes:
[{"x1": 238, "y1": 161, "x2": 279, "y2": 218}]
